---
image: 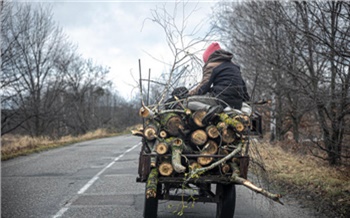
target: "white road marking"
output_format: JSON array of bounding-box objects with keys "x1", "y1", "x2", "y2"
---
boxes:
[
  {"x1": 53, "y1": 208, "x2": 68, "y2": 218},
  {"x1": 52, "y1": 142, "x2": 141, "y2": 218}
]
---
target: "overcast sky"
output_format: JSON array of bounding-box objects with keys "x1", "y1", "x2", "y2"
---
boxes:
[{"x1": 24, "y1": 0, "x2": 219, "y2": 99}]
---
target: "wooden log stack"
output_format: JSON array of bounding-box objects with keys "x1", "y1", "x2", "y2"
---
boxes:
[
  {"x1": 134, "y1": 105, "x2": 283, "y2": 204},
  {"x1": 134, "y1": 107, "x2": 250, "y2": 178}
]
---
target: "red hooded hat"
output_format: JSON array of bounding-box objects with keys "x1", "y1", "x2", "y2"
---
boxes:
[{"x1": 202, "y1": 42, "x2": 221, "y2": 63}]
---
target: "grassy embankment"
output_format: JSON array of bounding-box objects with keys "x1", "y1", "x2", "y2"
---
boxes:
[
  {"x1": 254, "y1": 140, "x2": 350, "y2": 217},
  {"x1": 1, "y1": 128, "x2": 349, "y2": 216}
]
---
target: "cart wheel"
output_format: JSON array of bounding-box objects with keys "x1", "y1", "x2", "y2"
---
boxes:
[
  {"x1": 143, "y1": 184, "x2": 161, "y2": 218},
  {"x1": 216, "y1": 184, "x2": 236, "y2": 218}
]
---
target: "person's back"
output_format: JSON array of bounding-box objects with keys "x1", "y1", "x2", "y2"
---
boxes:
[
  {"x1": 204, "y1": 50, "x2": 248, "y2": 109},
  {"x1": 189, "y1": 44, "x2": 249, "y2": 110}
]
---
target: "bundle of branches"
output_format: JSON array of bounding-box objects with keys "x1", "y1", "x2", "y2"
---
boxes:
[{"x1": 133, "y1": 101, "x2": 282, "y2": 204}]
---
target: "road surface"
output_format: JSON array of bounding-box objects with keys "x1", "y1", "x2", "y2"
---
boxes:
[{"x1": 1, "y1": 135, "x2": 325, "y2": 218}]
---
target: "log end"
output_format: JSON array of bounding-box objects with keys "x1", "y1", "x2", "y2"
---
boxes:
[
  {"x1": 192, "y1": 110, "x2": 207, "y2": 127},
  {"x1": 190, "y1": 129, "x2": 208, "y2": 146},
  {"x1": 222, "y1": 128, "x2": 235, "y2": 144},
  {"x1": 197, "y1": 152, "x2": 213, "y2": 166},
  {"x1": 159, "y1": 162, "x2": 174, "y2": 176},
  {"x1": 202, "y1": 140, "x2": 218, "y2": 155},
  {"x1": 206, "y1": 125, "x2": 219, "y2": 138},
  {"x1": 155, "y1": 142, "x2": 168, "y2": 155},
  {"x1": 159, "y1": 130, "x2": 167, "y2": 138}
]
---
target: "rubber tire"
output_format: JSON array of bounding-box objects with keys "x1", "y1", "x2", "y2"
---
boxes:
[
  {"x1": 216, "y1": 184, "x2": 236, "y2": 218},
  {"x1": 143, "y1": 184, "x2": 160, "y2": 218}
]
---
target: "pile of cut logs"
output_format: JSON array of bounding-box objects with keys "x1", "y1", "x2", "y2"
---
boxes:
[
  {"x1": 133, "y1": 103, "x2": 282, "y2": 204},
  {"x1": 133, "y1": 104, "x2": 250, "y2": 176}
]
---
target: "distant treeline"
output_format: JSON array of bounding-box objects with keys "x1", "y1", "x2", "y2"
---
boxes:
[
  {"x1": 1, "y1": 2, "x2": 141, "y2": 137},
  {"x1": 213, "y1": 1, "x2": 350, "y2": 165}
]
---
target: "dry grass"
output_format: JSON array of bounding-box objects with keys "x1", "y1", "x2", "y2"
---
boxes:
[
  {"x1": 252, "y1": 140, "x2": 350, "y2": 217},
  {"x1": 1, "y1": 128, "x2": 125, "y2": 161}
]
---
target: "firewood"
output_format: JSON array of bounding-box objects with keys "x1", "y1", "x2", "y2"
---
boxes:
[
  {"x1": 216, "y1": 121, "x2": 226, "y2": 130},
  {"x1": 228, "y1": 160, "x2": 283, "y2": 204},
  {"x1": 221, "y1": 127, "x2": 235, "y2": 144},
  {"x1": 131, "y1": 129, "x2": 143, "y2": 137},
  {"x1": 217, "y1": 122, "x2": 235, "y2": 144},
  {"x1": 190, "y1": 129, "x2": 207, "y2": 146},
  {"x1": 218, "y1": 147, "x2": 230, "y2": 155},
  {"x1": 173, "y1": 137, "x2": 183, "y2": 146},
  {"x1": 230, "y1": 172, "x2": 283, "y2": 205},
  {"x1": 206, "y1": 125, "x2": 219, "y2": 138},
  {"x1": 139, "y1": 101, "x2": 154, "y2": 118},
  {"x1": 171, "y1": 138, "x2": 186, "y2": 173},
  {"x1": 158, "y1": 161, "x2": 173, "y2": 176},
  {"x1": 237, "y1": 114, "x2": 250, "y2": 125},
  {"x1": 184, "y1": 108, "x2": 192, "y2": 116},
  {"x1": 146, "y1": 168, "x2": 158, "y2": 198},
  {"x1": 192, "y1": 110, "x2": 206, "y2": 127},
  {"x1": 202, "y1": 140, "x2": 218, "y2": 155},
  {"x1": 160, "y1": 113, "x2": 184, "y2": 136},
  {"x1": 220, "y1": 163, "x2": 231, "y2": 174},
  {"x1": 155, "y1": 141, "x2": 169, "y2": 155},
  {"x1": 189, "y1": 160, "x2": 202, "y2": 171},
  {"x1": 159, "y1": 130, "x2": 167, "y2": 138},
  {"x1": 219, "y1": 113, "x2": 245, "y2": 132},
  {"x1": 170, "y1": 137, "x2": 193, "y2": 154},
  {"x1": 144, "y1": 122, "x2": 160, "y2": 141},
  {"x1": 185, "y1": 142, "x2": 243, "y2": 183},
  {"x1": 197, "y1": 152, "x2": 213, "y2": 166}
]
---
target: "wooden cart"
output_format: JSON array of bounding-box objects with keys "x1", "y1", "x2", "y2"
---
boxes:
[
  {"x1": 137, "y1": 138, "x2": 250, "y2": 218},
  {"x1": 134, "y1": 95, "x2": 266, "y2": 218}
]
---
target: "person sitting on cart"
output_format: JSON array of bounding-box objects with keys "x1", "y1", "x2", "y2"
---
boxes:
[{"x1": 187, "y1": 42, "x2": 250, "y2": 123}]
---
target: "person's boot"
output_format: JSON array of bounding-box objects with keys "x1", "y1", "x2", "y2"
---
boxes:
[{"x1": 202, "y1": 105, "x2": 223, "y2": 125}]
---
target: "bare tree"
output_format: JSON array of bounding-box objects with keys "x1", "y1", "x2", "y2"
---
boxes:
[
  {"x1": 213, "y1": 1, "x2": 350, "y2": 165},
  {"x1": 1, "y1": 2, "x2": 141, "y2": 137},
  {"x1": 212, "y1": 1, "x2": 304, "y2": 141},
  {"x1": 59, "y1": 57, "x2": 111, "y2": 135},
  {"x1": 291, "y1": 1, "x2": 350, "y2": 165},
  {"x1": 144, "y1": 1, "x2": 215, "y2": 106},
  {"x1": 1, "y1": 2, "x2": 73, "y2": 136}
]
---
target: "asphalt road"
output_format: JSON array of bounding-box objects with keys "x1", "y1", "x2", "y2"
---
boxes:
[{"x1": 1, "y1": 135, "x2": 325, "y2": 218}]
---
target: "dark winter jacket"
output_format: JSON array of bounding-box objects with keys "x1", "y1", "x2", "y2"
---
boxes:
[{"x1": 189, "y1": 49, "x2": 250, "y2": 109}]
